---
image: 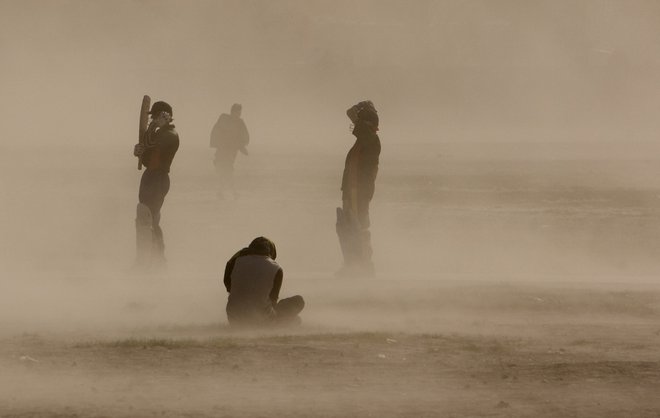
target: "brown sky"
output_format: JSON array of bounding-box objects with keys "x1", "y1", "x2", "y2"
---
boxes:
[{"x1": 1, "y1": 0, "x2": 659, "y2": 148}]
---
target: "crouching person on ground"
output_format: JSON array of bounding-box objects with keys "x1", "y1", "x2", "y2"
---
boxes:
[{"x1": 224, "y1": 237, "x2": 304, "y2": 327}]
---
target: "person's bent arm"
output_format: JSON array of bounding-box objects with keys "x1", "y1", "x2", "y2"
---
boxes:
[
  {"x1": 240, "y1": 120, "x2": 249, "y2": 147},
  {"x1": 269, "y1": 268, "x2": 283, "y2": 305},
  {"x1": 224, "y1": 248, "x2": 252, "y2": 292},
  {"x1": 223, "y1": 260, "x2": 234, "y2": 292}
]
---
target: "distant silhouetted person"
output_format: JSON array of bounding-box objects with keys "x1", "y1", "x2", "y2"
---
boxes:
[
  {"x1": 133, "y1": 100, "x2": 180, "y2": 270},
  {"x1": 336, "y1": 100, "x2": 381, "y2": 277},
  {"x1": 209, "y1": 103, "x2": 249, "y2": 198},
  {"x1": 224, "y1": 237, "x2": 304, "y2": 327}
]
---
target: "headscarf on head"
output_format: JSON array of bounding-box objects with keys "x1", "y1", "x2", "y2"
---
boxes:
[
  {"x1": 357, "y1": 107, "x2": 378, "y2": 128},
  {"x1": 248, "y1": 236, "x2": 277, "y2": 259}
]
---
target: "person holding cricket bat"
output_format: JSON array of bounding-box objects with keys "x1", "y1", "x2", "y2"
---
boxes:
[{"x1": 133, "y1": 100, "x2": 179, "y2": 269}]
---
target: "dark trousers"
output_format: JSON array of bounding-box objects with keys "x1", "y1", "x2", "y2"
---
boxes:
[
  {"x1": 274, "y1": 295, "x2": 305, "y2": 322},
  {"x1": 139, "y1": 169, "x2": 170, "y2": 255},
  {"x1": 338, "y1": 194, "x2": 373, "y2": 271},
  {"x1": 227, "y1": 295, "x2": 305, "y2": 327},
  {"x1": 214, "y1": 149, "x2": 238, "y2": 192},
  {"x1": 342, "y1": 195, "x2": 371, "y2": 229}
]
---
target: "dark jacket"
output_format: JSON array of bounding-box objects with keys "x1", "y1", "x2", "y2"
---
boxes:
[
  {"x1": 341, "y1": 121, "x2": 381, "y2": 203},
  {"x1": 143, "y1": 124, "x2": 180, "y2": 173},
  {"x1": 223, "y1": 248, "x2": 284, "y2": 311},
  {"x1": 210, "y1": 114, "x2": 249, "y2": 151}
]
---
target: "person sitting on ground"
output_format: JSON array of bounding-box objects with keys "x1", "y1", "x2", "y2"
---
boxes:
[{"x1": 223, "y1": 237, "x2": 304, "y2": 326}]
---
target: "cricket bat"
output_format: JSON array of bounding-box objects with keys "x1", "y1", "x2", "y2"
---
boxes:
[{"x1": 138, "y1": 95, "x2": 151, "y2": 170}]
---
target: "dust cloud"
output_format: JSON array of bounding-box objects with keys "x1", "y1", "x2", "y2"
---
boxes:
[
  {"x1": 4, "y1": 2, "x2": 660, "y2": 417},
  {"x1": 0, "y1": 0, "x2": 660, "y2": 343}
]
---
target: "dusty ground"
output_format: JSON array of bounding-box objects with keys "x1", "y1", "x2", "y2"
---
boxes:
[
  {"x1": 2, "y1": 282, "x2": 660, "y2": 417},
  {"x1": 2, "y1": 142, "x2": 660, "y2": 417},
  {"x1": 3, "y1": 2, "x2": 660, "y2": 416}
]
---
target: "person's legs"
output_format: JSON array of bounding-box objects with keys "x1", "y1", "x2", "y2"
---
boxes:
[
  {"x1": 227, "y1": 302, "x2": 278, "y2": 328},
  {"x1": 337, "y1": 195, "x2": 375, "y2": 276},
  {"x1": 138, "y1": 171, "x2": 170, "y2": 265},
  {"x1": 336, "y1": 207, "x2": 361, "y2": 267},
  {"x1": 356, "y1": 197, "x2": 374, "y2": 276},
  {"x1": 136, "y1": 171, "x2": 157, "y2": 268},
  {"x1": 358, "y1": 229, "x2": 374, "y2": 277},
  {"x1": 150, "y1": 174, "x2": 170, "y2": 263},
  {"x1": 356, "y1": 197, "x2": 371, "y2": 230},
  {"x1": 215, "y1": 150, "x2": 237, "y2": 197},
  {"x1": 135, "y1": 202, "x2": 153, "y2": 268},
  {"x1": 138, "y1": 170, "x2": 158, "y2": 208},
  {"x1": 274, "y1": 295, "x2": 305, "y2": 323},
  {"x1": 151, "y1": 215, "x2": 165, "y2": 262}
]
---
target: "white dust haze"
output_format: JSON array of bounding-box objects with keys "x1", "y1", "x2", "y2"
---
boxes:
[{"x1": 1, "y1": 0, "x2": 660, "y2": 336}]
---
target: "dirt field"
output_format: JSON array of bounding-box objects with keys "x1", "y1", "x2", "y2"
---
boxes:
[
  {"x1": 4, "y1": 2, "x2": 660, "y2": 416},
  {"x1": 3, "y1": 143, "x2": 660, "y2": 417},
  {"x1": 2, "y1": 282, "x2": 660, "y2": 418}
]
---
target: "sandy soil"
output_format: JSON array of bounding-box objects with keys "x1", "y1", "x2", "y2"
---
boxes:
[
  {"x1": 2, "y1": 143, "x2": 660, "y2": 417},
  {"x1": 4, "y1": 2, "x2": 660, "y2": 416},
  {"x1": 2, "y1": 282, "x2": 660, "y2": 418}
]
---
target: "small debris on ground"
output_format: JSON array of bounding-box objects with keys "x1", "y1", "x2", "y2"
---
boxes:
[{"x1": 496, "y1": 401, "x2": 510, "y2": 409}]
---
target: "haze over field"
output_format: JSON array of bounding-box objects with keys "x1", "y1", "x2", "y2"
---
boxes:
[
  {"x1": 2, "y1": 2, "x2": 660, "y2": 416},
  {"x1": 0, "y1": 0, "x2": 659, "y2": 318},
  {"x1": 2, "y1": 0, "x2": 660, "y2": 149}
]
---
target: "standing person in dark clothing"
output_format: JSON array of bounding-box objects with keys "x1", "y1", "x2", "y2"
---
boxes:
[
  {"x1": 133, "y1": 100, "x2": 180, "y2": 269},
  {"x1": 224, "y1": 237, "x2": 304, "y2": 327},
  {"x1": 209, "y1": 103, "x2": 249, "y2": 198},
  {"x1": 336, "y1": 100, "x2": 381, "y2": 277}
]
